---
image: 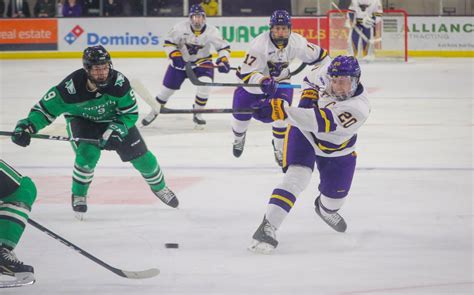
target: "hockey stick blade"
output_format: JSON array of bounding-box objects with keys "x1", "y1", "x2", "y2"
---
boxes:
[
  {"x1": 0, "y1": 131, "x2": 100, "y2": 145},
  {"x1": 185, "y1": 62, "x2": 301, "y2": 89},
  {"x1": 27, "y1": 219, "x2": 159, "y2": 279},
  {"x1": 161, "y1": 107, "x2": 253, "y2": 114},
  {"x1": 130, "y1": 79, "x2": 163, "y2": 114}
]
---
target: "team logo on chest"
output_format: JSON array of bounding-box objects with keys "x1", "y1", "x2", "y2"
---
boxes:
[
  {"x1": 65, "y1": 79, "x2": 76, "y2": 95},
  {"x1": 185, "y1": 43, "x2": 204, "y2": 55}
]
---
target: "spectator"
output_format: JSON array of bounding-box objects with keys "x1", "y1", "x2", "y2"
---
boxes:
[
  {"x1": 104, "y1": 0, "x2": 122, "y2": 16},
  {"x1": 6, "y1": 0, "x2": 31, "y2": 17},
  {"x1": 201, "y1": 0, "x2": 217, "y2": 16},
  {"x1": 62, "y1": 0, "x2": 82, "y2": 17},
  {"x1": 83, "y1": 0, "x2": 99, "y2": 16},
  {"x1": 34, "y1": 0, "x2": 56, "y2": 17},
  {"x1": 0, "y1": 1, "x2": 5, "y2": 17}
]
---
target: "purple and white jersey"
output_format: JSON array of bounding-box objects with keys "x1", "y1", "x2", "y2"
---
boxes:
[
  {"x1": 349, "y1": 0, "x2": 383, "y2": 20},
  {"x1": 163, "y1": 21, "x2": 230, "y2": 65},
  {"x1": 285, "y1": 63, "x2": 371, "y2": 157},
  {"x1": 237, "y1": 32, "x2": 328, "y2": 95}
]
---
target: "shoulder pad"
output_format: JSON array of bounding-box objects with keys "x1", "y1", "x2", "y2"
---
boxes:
[
  {"x1": 102, "y1": 70, "x2": 131, "y2": 97},
  {"x1": 56, "y1": 69, "x2": 93, "y2": 103}
]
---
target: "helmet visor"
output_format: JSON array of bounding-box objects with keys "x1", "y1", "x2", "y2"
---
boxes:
[
  {"x1": 190, "y1": 14, "x2": 205, "y2": 30},
  {"x1": 328, "y1": 76, "x2": 358, "y2": 100}
]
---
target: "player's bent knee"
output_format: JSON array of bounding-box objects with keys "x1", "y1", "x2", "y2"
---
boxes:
[
  {"x1": 76, "y1": 144, "x2": 101, "y2": 166},
  {"x1": 280, "y1": 165, "x2": 312, "y2": 194},
  {"x1": 196, "y1": 77, "x2": 212, "y2": 97},
  {"x1": 131, "y1": 151, "x2": 157, "y2": 173},
  {"x1": 156, "y1": 86, "x2": 176, "y2": 100},
  {"x1": 3, "y1": 177, "x2": 37, "y2": 210}
]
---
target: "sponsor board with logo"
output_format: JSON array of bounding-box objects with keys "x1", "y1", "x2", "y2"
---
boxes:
[
  {"x1": 408, "y1": 17, "x2": 473, "y2": 52},
  {"x1": 0, "y1": 19, "x2": 58, "y2": 51}
]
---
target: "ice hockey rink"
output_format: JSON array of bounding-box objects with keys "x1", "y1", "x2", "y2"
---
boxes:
[{"x1": 0, "y1": 57, "x2": 472, "y2": 294}]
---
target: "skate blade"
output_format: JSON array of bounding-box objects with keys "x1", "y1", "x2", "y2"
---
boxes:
[
  {"x1": 0, "y1": 272, "x2": 35, "y2": 288},
  {"x1": 74, "y1": 212, "x2": 85, "y2": 221},
  {"x1": 247, "y1": 240, "x2": 275, "y2": 255},
  {"x1": 193, "y1": 124, "x2": 205, "y2": 130}
]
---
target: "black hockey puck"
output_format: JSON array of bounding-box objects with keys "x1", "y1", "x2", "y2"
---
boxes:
[{"x1": 165, "y1": 243, "x2": 179, "y2": 249}]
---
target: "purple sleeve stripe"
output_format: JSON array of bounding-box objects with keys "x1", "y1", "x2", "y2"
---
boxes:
[{"x1": 314, "y1": 108, "x2": 337, "y2": 133}]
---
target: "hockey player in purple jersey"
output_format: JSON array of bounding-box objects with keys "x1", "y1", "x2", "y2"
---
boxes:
[
  {"x1": 231, "y1": 10, "x2": 329, "y2": 166},
  {"x1": 248, "y1": 56, "x2": 371, "y2": 254},
  {"x1": 141, "y1": 4, "x2": 231, "y2": 128}
]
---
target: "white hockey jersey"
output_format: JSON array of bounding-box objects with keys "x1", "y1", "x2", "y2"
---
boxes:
[
  {"x1": 285, "y1": 63, "x2": 371, "y2": 157},
  {"x1": 349, "y1": 0, "x2": 383, "y2": 22},
  {"x1": 237, "y1": 32, "x2": 328, "y2": 95},
  {"x1": 163, "y1": 21, "x2": 230, "y2": 66}
]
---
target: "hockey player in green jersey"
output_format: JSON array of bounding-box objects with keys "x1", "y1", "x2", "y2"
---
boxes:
[
  {"x1": 0, "y1": 159, "x2": 36, "y2": 287},
  {"x1": 11, "y1": 45, "x2": 179, "y2": 220}
]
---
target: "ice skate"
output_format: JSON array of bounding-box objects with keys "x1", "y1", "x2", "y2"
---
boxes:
[
  {"x1": 141, "y1": 109, "x2": 159, "y2": 127},
  {"x1": 232, "y1": 133, "x2": 246, "y2": 158},
  {"x1": 153, "y1": 187, "x2": 179, "y2": 208},
  {"x1": 0, "y1": 247, "x2": 35, "y2": 288},
  {"x1": 72, "y1": 195, "x2": 87, "y2": 221},
  {"x1": 192, "y1": 105, "x2": 206, "y2": 129},
  {"x1": 248, "y1": 217, "x2": 278, "y2": 254},
  {"x1": 314, "y1": 196, "x2": 347, "y2": 232}
]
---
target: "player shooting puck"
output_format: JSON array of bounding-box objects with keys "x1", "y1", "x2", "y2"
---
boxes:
[{"x1": 165, "y1": 243, "x2": 179, "y2": 249}]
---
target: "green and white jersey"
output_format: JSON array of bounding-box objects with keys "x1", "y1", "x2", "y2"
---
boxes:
[
  {"x1": 25, "y1": 68, "x2": 138, "y2": 132},
  {"x1": 0, "y1": 159, "x2": 23, "y2": 198}
]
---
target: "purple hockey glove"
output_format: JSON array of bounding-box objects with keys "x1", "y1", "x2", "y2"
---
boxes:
[
  {"x1": 251, "y1": 98, "x2": 287, "y2": 123},
  {"x1": 169, "y1": 50, "x2": 186, "y2": 69},
  {"x1": 216, "y1": 56, "x2": 231, "y2": 73},
  {"x1": 260, "y1": 76, "x2": 278, "y2": 96}
]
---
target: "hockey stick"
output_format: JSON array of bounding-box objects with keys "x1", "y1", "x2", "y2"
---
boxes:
[
  {"x1": 185, "y1": 62, "x2": 301, "y2": 89},
  {"x1": 197, "y1": 62, "x2": 307, "y2": 77},
  {"x1": 27, "y1": 218, "x2": 159, "y2": 279},
  {"x1": 161, "y1": 107, "x2": 253, "y2": 114},
  {"x1": 0, "y1": 131, "x2": 100, "y2": 145},
  {"x1": 330, "y1": 1, "x2": 381, "y2": 45},
  {"x1": 131, "y1": 79, "x2": 252, "y2": 115},
  {"x1": 196, "y1": 63, "x2": 238, "y2": 71}
]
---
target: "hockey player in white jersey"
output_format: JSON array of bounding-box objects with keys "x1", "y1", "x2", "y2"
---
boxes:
[
  {"x1": 141, "y1": 4, "x2": 231, "y2": 127},
  {"x1": 248, "y1": 56, "x2": 371, "y2": 254},
  {"x1": 348, "y1": 0, "x2": 383, "y2": 59},
  {"x1": 232, "y1": 9, "x2": 329, "y2": 166}
]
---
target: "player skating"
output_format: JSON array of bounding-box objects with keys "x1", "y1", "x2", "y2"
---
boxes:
[
  {"x1": 11, "y1": 45, "x2": 179, "y2": 221},
  {"x1": 0, "y1": 159, "x2": 36, "y2": 287},
  {"x1": 141, "y1": 4, "x2": 231, "y2": 128},
  {"x1": 248, "y1": 56, "x2": 370, "y2": 254},
  {"x1": 231, "y1": 9, "x2": 329, "y2": 166}
]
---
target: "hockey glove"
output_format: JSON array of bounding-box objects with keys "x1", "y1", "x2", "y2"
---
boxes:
[
  {"x1": 298, "y1": 88, "x2": 319, "y2": 108},
  {"x1": 362, "y1": 16, "x2": 375, "y2": 29},
  {"x1": 259, "y1": 76, "x2": 278, "y2": 97},
  {"x1": 11, "y1": 119, "x2": 35, "y2": 147},
  {"x1": 100, "y1": 122, "x2": 128, "y2": 150},
  {"x1": 169, "y1": 50, "x2": 186, "y2": 69},
  {"x1": 215, "y1": 56, "x2": 231, "y2": 73},
  {"x1": 251, "y1": 98, "x2": 288, "y2": 123}
]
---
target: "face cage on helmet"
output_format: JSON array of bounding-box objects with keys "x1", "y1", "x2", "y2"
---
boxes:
[
  {"x1": 190, "y1": 14, "x2": 206, "y2": 31},
  {"x1": 270, "y1": 25, "x2": 291, "y2": 47},
  {"x1": 85, "y1": 62, "x2": 113, "y2": 89},
  {"x1": 327, "y1": 75, "x2": 359, "y2": 101}
]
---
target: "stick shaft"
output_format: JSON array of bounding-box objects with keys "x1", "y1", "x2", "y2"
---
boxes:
[{"x1": 0, "y1": 131, "x2": 100, "y2": 145}]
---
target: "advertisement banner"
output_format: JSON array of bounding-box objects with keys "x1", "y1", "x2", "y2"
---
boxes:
[
  {"x1": 408, "y1": 17, "x2": 473, "y2": 51},
  {"x1": 58, "y1": 17, "x2": 328, "y2": 53},
  {"x1": 0, "y1": 19, "x2": 57, "y2": 51}
]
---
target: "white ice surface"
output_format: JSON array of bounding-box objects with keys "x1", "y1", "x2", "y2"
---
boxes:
[{"x1": 0, "y1": 57, "x2": 472, "y2": 294}]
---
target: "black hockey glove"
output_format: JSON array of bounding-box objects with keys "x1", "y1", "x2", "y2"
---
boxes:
[
  {"x1": 99, "y1": 122, "x2": 128, "y2": 150},
  {"x1": 11, "y1": 119, "x2": 35, "y2": 147}
]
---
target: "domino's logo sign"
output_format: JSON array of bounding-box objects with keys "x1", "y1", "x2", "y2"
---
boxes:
[{"x1": 64, "y1": 25, "x2": 85, "y2": 45}]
